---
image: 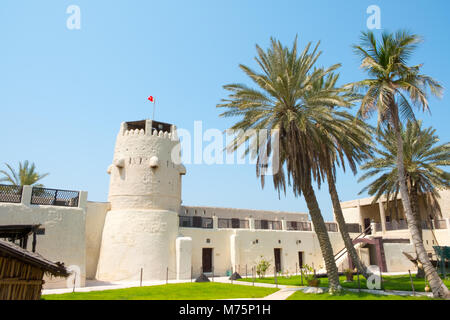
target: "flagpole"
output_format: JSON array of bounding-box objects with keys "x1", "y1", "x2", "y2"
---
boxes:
[{"x1": 152, "y1": 99, "x2": 156, "y2": 120}]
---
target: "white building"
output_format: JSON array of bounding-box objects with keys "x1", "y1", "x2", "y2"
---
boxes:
[{"x1": 0, "y1": 119, "x2": 448, "y2": 288}]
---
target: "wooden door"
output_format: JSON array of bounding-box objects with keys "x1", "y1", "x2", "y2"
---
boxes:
[
  {"x1": 274, "y1": 248, "x2": 281, "y2": 272},
  {"x1": 298, "y1": 251, "x2": 304, "y2": 268},
  {"x1": 364, "y1": 218, "x2": 371, "y2": 234},
  {"x1": 202, "y1": 248, "x2": 213, "y2": 273}
]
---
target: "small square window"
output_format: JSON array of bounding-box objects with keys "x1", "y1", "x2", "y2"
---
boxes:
[{"x1": 206, "y1": 239, "x2": 211, "y2": 244}]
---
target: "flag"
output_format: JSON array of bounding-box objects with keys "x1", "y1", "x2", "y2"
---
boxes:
[{"x1": 148, "y1": 96, "x2": 154, "y2": 102}]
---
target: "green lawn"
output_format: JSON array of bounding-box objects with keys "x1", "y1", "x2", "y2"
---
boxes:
[
  {"x1": 287, "y1": 290, "x2": 437, "y2": 300},
  {"x1": 239, "y1": 274, "x2": 450, "y2": 292},
  {"x1": 42, "y1": 282, "x2": 279, "y2": 300}
]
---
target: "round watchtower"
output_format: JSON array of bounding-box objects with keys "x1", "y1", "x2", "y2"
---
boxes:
[{"x1": 96, "y1": 120, "x2": 186, "y2": 281}]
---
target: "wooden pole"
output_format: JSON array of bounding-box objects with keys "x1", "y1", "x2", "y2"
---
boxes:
[
  {"x1": 191, "y1": 266, "x2": 193, "y2": 282},
  {"x1": 230, "y1": 266, "x2": 233, "y2": 284},
  {"x1": 32, "y1": 232, "x2": 37, "y2": 253},
  {"x1": 408, "y1": 270, "x2": 415, "y2": 296},
  {"x1": 300, "y1": 267, "x2": 303, "y2": 286},
  {"x1": 166, "y1": 267, "x2": 168, "y2": 284},
  {"x1": 140, "y1": 268, "x2": 143, "y2": 287},
  {"x1": 212, "y1": 267, "x2": 214, "y2": 282},
  {"x1": 274, "y1": 267, "x2": 278, "y2": 288},
  {"x1": 357, "y1": 269, "x2": 361, "y2": 292},
  {"x1": 295, "y1": 262, "x2": 298, "y2": 276},
  {"x1": 379, "y1": 268, "x2": 383, "y2": 290},
  {"x1": 72, "y1": 273, "x2": 76, "y2": 293},
  {"x1": 252, "y1": 267, "x2": 255, "y2": 286}
]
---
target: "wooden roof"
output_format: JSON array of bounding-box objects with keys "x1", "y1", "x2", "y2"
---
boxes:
[
  {"x1": 0, "y1": 239, "x2": 70, "y2": 277},
  {"x1": 0, "y1": 224, "x2": 41, "y2": 240}
]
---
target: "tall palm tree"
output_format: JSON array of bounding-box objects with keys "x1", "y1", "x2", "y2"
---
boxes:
[
  {"x1": 347, "y1": 30, "x2": 449, "y2": 298},
  {"x1": 359, "y1": 120, "x2": 449, "y2": 278},
  {"x1": 217, "y1": 36, "x2": 351, "y2": 293},
  {"x1": 359, "y1": 120, "x2": 449, "y2": 238},
  {"x1": 0, "y1": 161, "x2": 49, "y2": 187},
  {"x1": 308, "y1": 72, "x2": 374, "y2": 278}
]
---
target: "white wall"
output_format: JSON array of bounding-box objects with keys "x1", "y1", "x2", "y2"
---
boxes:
[
  {"x1": 179, "y1": 226, "x2": 351, "y2": 277},
  {"x1": 0, "y1": 200, "x2": 87, "y2": 288},
  {"x1": 383, "y1": 243, "x2": 415, "y2": 272},
  {"x1": 85, "y1": 201, "x2": 110, "y2": 279}
]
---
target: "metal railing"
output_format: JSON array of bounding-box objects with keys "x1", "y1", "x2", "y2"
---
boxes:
[
  {"x1": 286, "y1": 221, "x2": 312, "y2": 231},
  {"x1": 333, "y1": 225, "x2": 372, "y2": 263},
  {"x1": 179, "y1": 216, "x2": 213, "y2": 229},
  {"x1": 433, "y1": 219, "x2": 448, "y2": 230},
  {"x1": 375, "y1": 219, "x2": 447, "y2": 232},
  {"x1": 325, "y1": 222, "x2": 338, "y2": 232},
  {"x1": 345, "y1": 223, "x2": 362, "y2": 233},
  {"x1": 254, "y1": 220, "x2": 282, "y2": 230},
  {"x1": 0, "y1": 185, "x2": 23, "y2": 203},
  {"x1": 218, "y1": 218, "x2": 249, "y2": 229},
  {"x1": 31, "y1": 187, "x2": 79, "y2": 207}
]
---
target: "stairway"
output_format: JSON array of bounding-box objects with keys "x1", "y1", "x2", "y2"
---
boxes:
[{"x1": 317, "y1": 226, "x2": 371, "y2": 274}]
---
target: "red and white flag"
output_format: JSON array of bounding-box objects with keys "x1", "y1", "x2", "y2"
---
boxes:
[{"x1": 148, "y1": 96, "x2": 154, "y2": 103}]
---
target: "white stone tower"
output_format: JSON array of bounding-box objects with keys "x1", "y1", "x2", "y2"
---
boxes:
[{"x1": 96, "y1": 119, "x2": 186, "y2": 281}]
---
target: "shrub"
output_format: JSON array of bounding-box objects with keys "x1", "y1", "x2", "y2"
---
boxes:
[{"x1": 256, "y1": 256, "x2": 271, "y2": 278}]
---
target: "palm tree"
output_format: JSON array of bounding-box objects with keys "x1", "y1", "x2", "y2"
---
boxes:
[
  {"x1": 359, "y1": 120, "x2": 449, "y2": 230},
  {"x1": 359, "y1": 121, "x2": 449, "y2": 277},
  {"x1": 217, "y1": 36, "x2": 352, "y2": 293},
  {"x1": 347, "y1": 30, "x2": 449, "y2": 298},
  {"x1": 308, "y1": 72, "x2": 374, "y2": 278},
  {"x1": 0, "y1": 161, "x2": 49, "y2": 187}
]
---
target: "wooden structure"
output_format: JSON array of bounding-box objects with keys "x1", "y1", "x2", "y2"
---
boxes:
[
  {"x1": 0, "y1": 238, "x2": 69, "y2": 300},
  {"x1": 0, "y1": 224, "x2": 42, "y2": 252}
]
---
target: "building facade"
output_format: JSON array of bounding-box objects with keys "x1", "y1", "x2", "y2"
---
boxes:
[{"x1": 0, "y1": 119, "x2": 448, "y2": 288}]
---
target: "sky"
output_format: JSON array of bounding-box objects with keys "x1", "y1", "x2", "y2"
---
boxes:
[{"x1": 1, "y1": 0, "x2": 449, "y2": 221}]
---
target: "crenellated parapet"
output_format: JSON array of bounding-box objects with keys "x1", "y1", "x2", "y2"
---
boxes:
[{"x1": 106, "y1": 119, "x2": 185, "y2": 212}]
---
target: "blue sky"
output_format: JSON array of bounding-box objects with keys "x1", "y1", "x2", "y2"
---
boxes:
[{"x1": 1, "y1": 0, "x2": 449, "y2": 220}]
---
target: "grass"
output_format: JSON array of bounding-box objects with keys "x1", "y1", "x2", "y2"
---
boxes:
[
  {"x1": 239, "y1": 274, "x2": 450, "y2": 292},
  {"x1": 287, "y1": 290, "x2": 437, "y2": 300},
  {"x1": 42, "y1": 282, "x2": 279, "y2": 300}
]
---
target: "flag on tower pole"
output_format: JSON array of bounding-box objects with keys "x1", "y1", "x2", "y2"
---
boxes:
[{"x1": 148, "y1": 96, "x2": 156, "y2": 119}]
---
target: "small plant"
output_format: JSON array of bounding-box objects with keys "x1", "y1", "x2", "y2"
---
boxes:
[
  {"x1": 282, "y1": 269, "x2": 291, "y2": 278},
  {"x1": 256, "y1": 256, "x2": 271, "y2": 278},
  {"x1": 301, "y1": 264, "x2": 320, "y2": 287},
  {"x1": 344, "y1": 268, "x2": 354, "y2": 282}
]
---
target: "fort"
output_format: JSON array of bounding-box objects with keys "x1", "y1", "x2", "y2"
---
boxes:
[{"x1": 0, "y1": 119, "x2": 448, "y2": 288}]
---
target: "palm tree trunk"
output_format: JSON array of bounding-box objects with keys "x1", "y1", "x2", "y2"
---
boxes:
[
  {"x1": 301, "y1": 176, "x2": 342, "y2": 293},
  {"x1": 326, "y1": 167, "x2": 370, "y2": 279},
  {"x1": 409, "y1": 183, "x2": 423, "y2": 240},
  {"x1": 409, "y1": 183, "x2": 425, "y2": 278},
  {"x1": 394, "y1": 124, "x2": 449, "y2": 298}
]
